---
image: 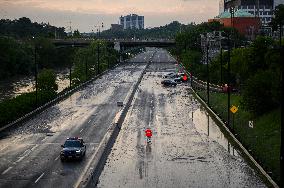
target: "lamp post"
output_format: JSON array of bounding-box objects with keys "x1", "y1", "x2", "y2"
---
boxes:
[
  {"x1": 95, "y1": 22, "x2": 104, "y2": 75},
  {"x1": 206, "y1": 33, "x2": 210, "y2": 105},
  {"x1": 227, "y1": 6, "x2": 234, "y2": 129},
  {"x1": 220, "y1": 47, "x2": 223, "y2": 84},
  {"x1": 34, "y1": 45, "x2": 38, "y2": 107},
  {"x1": 280, "y1": 45, "x2": 284, "y2": 188}
]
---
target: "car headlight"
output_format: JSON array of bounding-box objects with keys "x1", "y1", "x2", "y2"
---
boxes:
[{"x1": 76, "y1": 150, "x2": 81, "y2": 153}]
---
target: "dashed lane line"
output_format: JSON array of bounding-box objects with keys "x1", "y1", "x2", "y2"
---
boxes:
[
  {"x1": 80, "y1": 128, "x2": 84, "y2": 133},
  {"x1": 54, "y1": 155, "x2": 60, "y2": 161},
  {"x1": 35, "y1": 173, "x2": 45, "y2": 183},
  {"x1": 1, "y1": 167, "x2": 12, "y2": 175}
]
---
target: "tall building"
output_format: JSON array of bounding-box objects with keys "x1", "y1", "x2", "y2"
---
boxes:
[
  {"x1": 120, "y1": 14, "x2": 144, "y2": 30},
  {"x1": 219, "y1": 0, "x2": 283, "y2": 25}
]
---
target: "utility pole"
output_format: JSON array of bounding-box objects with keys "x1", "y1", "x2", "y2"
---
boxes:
[
  {"x1": 97, "y1": 40, "x2": 100, "y2": 75},
  {"x1": 95, "y1": 22, "x2": 104, "y2": 75},
  {"x1": 227, "y1": 33, "x2": 231, "y2": 128},
  {"x1": 280, "y1": 45, "x2": 284, "y2": 188},
  {"x1": 220, "y1": 47, "x2": 223, "y2": 84},
  {"x1": 206, "y1": 33, "x2": 210, "y2": 105},
  {"x1": 34, "y1": 45, "x2": 38, "y2": 107}
]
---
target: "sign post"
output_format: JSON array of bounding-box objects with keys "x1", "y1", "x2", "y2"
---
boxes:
[{"x1": 230, "y1": 105, "x2": 238, "y2": 132}]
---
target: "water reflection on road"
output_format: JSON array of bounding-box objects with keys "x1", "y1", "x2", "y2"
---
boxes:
[{"x1": 192, "y1": 106, "x2": 239, "y2": 157}]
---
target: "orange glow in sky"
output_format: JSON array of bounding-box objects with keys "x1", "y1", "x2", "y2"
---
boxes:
[{"x1": 0, "y1": 0, "x2": 219, "y2": 32}]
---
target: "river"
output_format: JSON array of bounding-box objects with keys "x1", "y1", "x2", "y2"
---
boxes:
[{"x1": 0, "y1": 69, "x2": 70, "y2": 102}]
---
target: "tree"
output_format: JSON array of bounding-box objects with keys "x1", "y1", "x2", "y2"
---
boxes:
[
  {"x1": 73, "y1": 29, "x2": 81, "y2": 38},
  {"x1": 270, "y1": 4, "x2": 284, "y2": 46},
  {"x1": 37, "y1": 69, "x2": 58, "y2": 93}
]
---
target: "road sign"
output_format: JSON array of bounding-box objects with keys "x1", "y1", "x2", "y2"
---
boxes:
[
  {"x1": 249, "y1": 121, "x2": 254, "y2": 128},
  {"x1": 230, "y1": 105, "x2": 238, "y2": 114}
]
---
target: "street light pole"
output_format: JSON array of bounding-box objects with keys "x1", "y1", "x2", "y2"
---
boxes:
[
  {"x1": 280, "y1": 45, "x2": 284, "y2": 188},
  {"x1": 34, "y1": 45, "x2": 38, "y2": 107},
  {"x1": 96, "y1": 22, "x2": 104, "y2": 75},
  {"x1": 220, "y1": 47, "x2": 223, "y2": 84},
  {"x1": 206, "y1": 34, "x2": 210, "y2": 105},
  {"x1": 227, "y1": 7, "x2": 235, "y2": 129},
  {"x1": 97, "y1": 39, "x2": 100, "y2": 75},
  {"x1": 227, "y1": 34, "x2": 231, "y2": 129}
]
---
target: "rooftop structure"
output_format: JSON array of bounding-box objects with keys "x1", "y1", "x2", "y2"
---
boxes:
[{"x1": 219, "y1": 0, "x2": 280, "y2": 25}]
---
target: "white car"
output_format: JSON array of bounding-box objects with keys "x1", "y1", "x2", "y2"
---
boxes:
[{"x1": 163, "y1": 72, "x2": 177, "y2": 78}]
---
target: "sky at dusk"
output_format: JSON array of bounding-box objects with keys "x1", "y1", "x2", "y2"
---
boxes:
[{"x1": 0, "y1": 0, "x2": 219, "y2": 32}]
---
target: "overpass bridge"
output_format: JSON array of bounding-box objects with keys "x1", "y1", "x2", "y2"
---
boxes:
[{"x1": 52, "y1": 39, "x2": 176, "y2": 50}]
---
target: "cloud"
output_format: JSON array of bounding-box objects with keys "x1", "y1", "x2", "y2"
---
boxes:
[{"x1": 0, "y1": 0, "x2": 219, "y2": 32}]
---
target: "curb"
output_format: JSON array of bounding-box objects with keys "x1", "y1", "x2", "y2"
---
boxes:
[
  {"x1": 191, "y1": 88, "x2": 279, "y2": 188},
  {"x1": 77, "y1": 53, "x2": 154, "y2": 188},
  {"x1": 0, "y1": 63, "x2": 121, "y2": 133}
]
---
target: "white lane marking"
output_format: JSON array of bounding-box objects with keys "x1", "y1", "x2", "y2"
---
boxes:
[
  {"x1": 54, "y1": 155, "x2": 60, "y2": 161},
  {"x1": 1, "y1": 167, "x2": 12, "y2": 175},
  {"x1": 16, "y1": 145, "x2": 38, "y2": 163},
  {"x1": 0, "y1": 145, "x2": 8, "y2": 152},
  {"x1": 80, "y1": 129, "x2": 84, "y2": 133},
  {"x1": 35, "y1": 173, "x2": 45, "y2": 183},
  {"x1": 41, "y1": 137, "x2": 48, "y2": 142},
  {"x1": 15, "y1": 157, "x2": 25, "y2": 163},
  {"x1": 31, "y1": 145, "x2": 38, "y2": 151},
  {"x1": 88, "y1": 120, "x2": 91, "y2": 124}
]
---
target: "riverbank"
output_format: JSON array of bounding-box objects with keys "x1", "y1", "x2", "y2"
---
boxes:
[{"x1": 0, "y1": 68, "x2": 70, "y2": 102}]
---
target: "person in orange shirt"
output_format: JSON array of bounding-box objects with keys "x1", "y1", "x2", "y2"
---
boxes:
[{"x1": 145, "y1": 128, "x2": 152, "y2": 143}]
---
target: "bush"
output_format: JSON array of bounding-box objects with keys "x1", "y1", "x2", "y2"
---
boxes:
[
  {"x1": 241, "y1": 70, "x2": 279, "y2": 115},
  {"x1": 0, "y1": 91, "x2": 56, "y2": 127},
  {"x1": 38, "y1": 69, "x2": 58, "y2": 93}
]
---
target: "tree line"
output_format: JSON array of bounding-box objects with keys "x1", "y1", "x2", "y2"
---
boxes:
[
  {"x1": 0, "y1": 17, "x2": 66, "y2": 39},
  {"x1": 173, "y1": 21, "x2": 282, "y2": 116}
]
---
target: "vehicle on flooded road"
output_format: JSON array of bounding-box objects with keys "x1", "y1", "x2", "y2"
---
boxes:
[
  {"x1": 161, "y1": 79, "x2": 177, "y2": 87},
  {"x1": 60, "y1": 137, "x2": 86, "y2": 161},
  {"x1": 163, "y1": 72, "x2": 177, "y2": 79}
]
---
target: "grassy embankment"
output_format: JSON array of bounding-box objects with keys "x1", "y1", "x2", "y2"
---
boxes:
[{"x1": 197, "y1": 90, "x2": 280, "y2": 183}]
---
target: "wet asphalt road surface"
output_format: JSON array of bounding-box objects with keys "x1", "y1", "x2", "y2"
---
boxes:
[
  {"x1": 0, "y1": 48, "x2": 267, "y2": 188},
  {"x1": 96, "y1": 49, "x2": 267, "y2": 188},
  {"x1": 0, "y1": 49, "x2": 155, "y2": 188}
]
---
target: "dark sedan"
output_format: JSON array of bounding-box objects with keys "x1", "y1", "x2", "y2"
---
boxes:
[
  {"x1": 161, "y1": 79, "x2": 177, "y2": 87},
  {"x1": 60, "y1": 137, "x2": 86, "y2": 161}
]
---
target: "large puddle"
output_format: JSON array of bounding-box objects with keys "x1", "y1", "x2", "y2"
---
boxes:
[{"x1": 190, "y1": 96, "x2": 240, "y2": 158}]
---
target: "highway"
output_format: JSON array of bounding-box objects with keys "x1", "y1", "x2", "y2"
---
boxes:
[
  {"x1": 96, "y1": 49, "x2": 267, "y2": 187},
  {"x1": 0, "y1": 48, "x2": 267, "y2": 188},
  {"x1": 0, "y1": 49, "x2": 155, "y2": 188}
]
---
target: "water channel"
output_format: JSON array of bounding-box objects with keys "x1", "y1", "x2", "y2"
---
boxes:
[{"x1": 0, "y1": 69, "x2": 70, "y2": 102}]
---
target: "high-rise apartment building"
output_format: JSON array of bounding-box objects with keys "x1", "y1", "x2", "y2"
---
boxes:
[
  {"x1": 120, "y1": 14, "x2": 144, "y2": 30},
  {"x1": 219, "y1": 0, "x2": 283, "y2": 25}
]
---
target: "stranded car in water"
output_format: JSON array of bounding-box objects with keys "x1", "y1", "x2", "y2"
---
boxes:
[{"x1": 60, "y1": 137, "x2": 86, "y2": 161}]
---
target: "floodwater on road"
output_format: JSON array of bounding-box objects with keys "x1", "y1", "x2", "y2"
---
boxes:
[
  {"x1": 0, "y1": 49, "x2": 155, "y2": 188},
  {"x1": 96, "y1": 50, "x2": 267, "y2": 188}
]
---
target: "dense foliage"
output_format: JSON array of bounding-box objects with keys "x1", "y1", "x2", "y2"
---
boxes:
[
  {"x1": 72, "y1": 40, "x2": 119, "y2": 84},
  {"x1": 174, "y1": 20, "x2": 282, "y2": 115},
  {"x1": 0, "y1": 17, "x2": 66, "y2": 39},
  {"x1": 38, "y1": 69, "x2": 58, "y2": 93},
  {"x1": 0, "y1": 36, "x2": 75, "y2": 80}
]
